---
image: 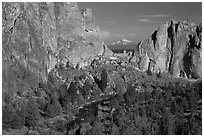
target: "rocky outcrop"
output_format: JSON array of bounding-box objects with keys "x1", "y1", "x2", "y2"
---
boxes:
[
  {"x1": 131, "y1": 19, "x2": 202, "y2": 79},
  {"x1": 2, "y1": 2, "x2": 112, "y2": 99}
]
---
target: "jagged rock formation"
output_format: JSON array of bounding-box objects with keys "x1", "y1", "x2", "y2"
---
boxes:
[
  {"x1": 131, "y1": 19, "x2": 202, "y2": 79},
  {"x1": 2, "y1": 2, "x2": 112, "y2": 99}
]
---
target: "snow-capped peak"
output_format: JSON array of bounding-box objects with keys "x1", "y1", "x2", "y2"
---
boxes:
[
  {"x1": 121, "y1": 39, "x2": 132, "y2": 43},
  {"x1": 110, "y1": 39, "x2": 132, "y2": 45},
  {"x1": 116, "y1": 39, "x2": 132, "y2": 44}
]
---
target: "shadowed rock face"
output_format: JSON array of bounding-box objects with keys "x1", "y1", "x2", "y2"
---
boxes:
[
  {"x1": 2, "y1": 2, "x2": 112, "y2": 97},
  {"x1": 131, "y1": 19, "x2": 202, "y2": 79}
]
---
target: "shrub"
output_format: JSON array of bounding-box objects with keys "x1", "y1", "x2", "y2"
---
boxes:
[
  {"x1": 2, "y1": 104, "x2": 25, "y2": 129},
  {"x1": 44, "y1": 93, "x2": 62, "y2": 117},
  {"x1": 2, "y1": 104, "x2": 15, "y2": 129},
  {"x1": 24, "y1": 96, "x2": 41, "y2": 127}
]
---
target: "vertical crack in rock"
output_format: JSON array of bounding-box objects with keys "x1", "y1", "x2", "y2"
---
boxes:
[{"x1": 167, "y1": 20, "x2": 176, "y2": 74}]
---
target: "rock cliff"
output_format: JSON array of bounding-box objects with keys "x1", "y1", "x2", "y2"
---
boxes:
[
  {"x1": 2, "y1": 2, "x2": 112, "y2": 98},
  {"x1": 131, "y1": 19, "x2": 202, "y2": 79}
]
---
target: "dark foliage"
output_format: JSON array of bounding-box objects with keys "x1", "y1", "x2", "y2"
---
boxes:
[
  {"x1": 24, "y1": 97, "x2": 41, "y2": 128},
  {"x1": 93, "y1": 68, "x2": 108, "y2": 92},
  {"x1": 2, "y1": 63, "x2": 202, "y2": 135}
]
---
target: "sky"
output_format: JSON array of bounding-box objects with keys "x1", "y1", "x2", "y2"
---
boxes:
[{"x1": 78, "y1": 2, "x2": 202, "y2": 44}]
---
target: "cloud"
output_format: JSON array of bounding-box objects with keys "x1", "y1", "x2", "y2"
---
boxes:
[
  {"x1": 100, "y1": 30, "x2": 125, "y2": 42},
  {"x1": 137, "y1": 14, "x2": 170, "y2": 23},
  {"x1": 139, "y1": 14, "x2": 170, "y2": 18},
  {"x1": 126, "y1": 32, "x2": 137, "y2": 37},
  {"x1": 138, "y1": 18, "x2": 155, "y2": 23},
  {"x1": 104, "y1": 20, "x2": 116, "y2": 24},
  {"x1": 100, "y1": 31, "x2": 139, "y2": 43}
]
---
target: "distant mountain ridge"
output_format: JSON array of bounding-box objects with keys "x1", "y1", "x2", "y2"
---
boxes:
[
  {"x1": 107, "y1": 39, "x2": 138, "y2": 52},
  {"x1": 110, "y1": 39, "x2": 133, "y2": 45}
]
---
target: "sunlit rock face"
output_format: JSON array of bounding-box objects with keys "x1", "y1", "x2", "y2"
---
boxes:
[
  {"x1": 132, "y1": 19, "x2": 202, "y2": 79},
  {"x1": 2, "y1": 2, "x2": 112, "y2": 98}
]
